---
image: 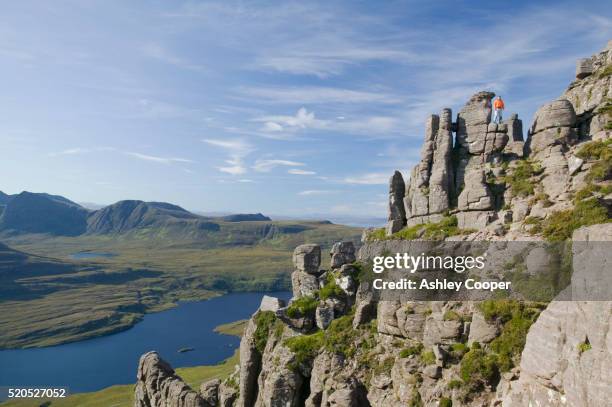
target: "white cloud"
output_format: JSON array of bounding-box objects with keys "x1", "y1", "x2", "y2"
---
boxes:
[
  {"x1": 238, "y1": 179, "x2": 254, "y2": 183},
  {"x1": 239, "y1": 86, "x2": 401, "y2": 105},
  {"x1": 261, "y1": 107, "x2": 316, "y2": 129},
  {"x1": 298, "y1": 190, "x2": 337, "y2": 196},
  {"x1": 202, "y1": 138, "x2": 253, "y2": 154},
  {"x1": 219, "y1": 161, "x2": 247, "y2": 175},
  {"x1": 203, "y1": 138, "x2": 254, "y2": 175},
  {"x1": 49, "y1": 147, "x2": 115, "y2": 157},
  {"x1": 125, "y1": 152, "x2": 194, "y2": 164},
  {"x1": 343, "y1": 172, "x2": 389, "y2": 185},
  {"x1": 262, "y1": 121, "x2": 283, "y2": 132},
  {"x1": 253, "y1": 159, "x2": 305, "y2": 172},
  {"x1": 288, "y1": 168, "x2": 316, "y2": 175},
  {"x1": 253, "y1": 107, "x2": 402, "y2": 139},
  {"x1": 49, "y1": 147, "x2": 90, "y2": 156}
]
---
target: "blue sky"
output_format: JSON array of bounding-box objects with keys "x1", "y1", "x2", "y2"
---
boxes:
[{"x1": 1, "y1": 0, "x2": 610, "y2": 218}]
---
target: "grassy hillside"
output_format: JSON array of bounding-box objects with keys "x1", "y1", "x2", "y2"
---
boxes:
[
  {"x1": 0, "y1": 321, "x2": 244, "y2": 407},
  {"x1": 0, "y1": 220, "x2": 360, "y2": 348}
]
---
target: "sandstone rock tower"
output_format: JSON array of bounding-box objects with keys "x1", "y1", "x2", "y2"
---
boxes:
[{"x1": 388, "y1": 91, "x2": 522, "y2": 234}]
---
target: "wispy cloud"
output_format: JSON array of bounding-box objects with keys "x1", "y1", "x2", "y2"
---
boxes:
[
  {"x1": 253, "y1": 159, "x2": 305, "y2": 172},
  {"x1": 124, "y1": 152, "x2": 194, "y2": 164},
  {"x1": 203, "y1": 138, "x2": 254, "y2": 175},
  {"x1": 49, "y1": 147, "x2": 115, "y2": 157},
  {"x1": 219, "y1": 157, "x2": 247, "y2": 175},
  {"x1": 202, "y1": 138, "x2": 253, "y2": 153},
  {"x1": 253, "y1": 48, "x2": 414, "y2": 78},
  {"x1": 238, "y1": 86, "x2": 401, "y2": 105},
  {"x1": 343, "y1": 172, "x2": 389, "y2": 185},
  {"x1": 49, "y1": 147, "x2": 91, "y2": 156},
  {"x1": 288, "y1": 168, "x2": 316, "y2": 175},
  {"x1": 252, "y1": 107, "x2": 401, "y2": 139},
  {"x1": 298, "y1": 189, "x2": 337, "y2": 196}
]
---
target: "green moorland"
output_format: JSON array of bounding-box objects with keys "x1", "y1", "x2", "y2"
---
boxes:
[
  {"x1": 0, "y1": 220, "x2": 360, "y2": 349},
  {"x1": 0, "y1": 321, "x2": 246, "y2": 407}
]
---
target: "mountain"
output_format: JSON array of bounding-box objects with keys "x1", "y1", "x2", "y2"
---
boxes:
[
  {"x1": 0, "y1": 191, "x2": 89, "y2": 236},
  {"x1": 86, "y1": 200, "x2": 215, "y2": 234},
  {"x1": 0, "y1": 191, "x2": 12, "y2": 205},
  {"x1": 0, "y1": 193, "x2": 285, "y2": 237},
  {"x1": 220, "y1": 213, "x2": 271, "y2": 222}
]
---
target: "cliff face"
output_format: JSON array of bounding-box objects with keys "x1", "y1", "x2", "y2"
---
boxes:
[{"x1": 133, "y1": 42, "x2": 611, "y2": 407}]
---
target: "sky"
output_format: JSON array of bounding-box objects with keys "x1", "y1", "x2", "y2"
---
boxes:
[{"x1": 0, "y1": 0, "x2": 611, "y2": 219}]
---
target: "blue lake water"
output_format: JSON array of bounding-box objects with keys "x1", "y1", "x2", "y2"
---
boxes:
[
  {"x1": 69, "y1": 251, "x2": 116, "y2": 259},
  {"x1": 0, "y1": 291, "x2": 291, "y2": 399}
]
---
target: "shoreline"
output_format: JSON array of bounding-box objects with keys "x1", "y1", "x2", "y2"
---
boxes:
[
  {"x1": 0, "y1": 320, "x2": 246, "y2": 407},
  {"x1": 1, "y1": 290, "x2": 286, "y2": 350}
]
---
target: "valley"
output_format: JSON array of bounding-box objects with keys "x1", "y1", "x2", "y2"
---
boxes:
[{"x1": 0, "y1": 192, "x2": 361, "y2": 349}]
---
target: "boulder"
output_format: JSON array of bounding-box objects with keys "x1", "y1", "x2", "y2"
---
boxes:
[
  {"x1": 511, "y1": 200, "x2": 530, "y2": 223},
  {"x1": 330, "y1": 241, "x2": 356, "y2": 269},
  {"x1": 423, "y1": 318, "x2": 463, "y2": 346},
  {"x1": 468, "y1": 312, "x2": 499, "y2": 345},
  {"x1": 530, "y1": 99, "x2": 576, "y2": 134},
  {"x1": 567, "y1": 154, "x2": 584, "y2": 175},
  {"x1": 483, "y1": 129, "x2": 509, "y2": 157},
  {"x1": 292, "y1": 244, "x2": 321, "y2": 274},
  {"x1": 576, "y1": 58, "x2": 593, "y2": 79},
  {"x1": 423, "y1": 364, "x2": 442, "y2": 379},
  {"x1": 291, "y1": 270, "x2": 319, "y2": 298},
  {"x1": 134, "y1": 351, "x2": 210, "y2": 407},
  {"x1": 259, "y1": 295, "x2": 285, "y2": 313}
]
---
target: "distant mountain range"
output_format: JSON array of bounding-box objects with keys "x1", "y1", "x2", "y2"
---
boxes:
[{"x1": 0, "y1": 191, "x2": 275, "y2": 237}]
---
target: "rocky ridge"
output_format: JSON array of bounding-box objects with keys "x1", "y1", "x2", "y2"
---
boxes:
[
  {"x1": 386, "y1": 41, "x2": 611, "y2": 239},
  {"x1": 133, "y1": 42, "x2": 612, "y2": 407}
]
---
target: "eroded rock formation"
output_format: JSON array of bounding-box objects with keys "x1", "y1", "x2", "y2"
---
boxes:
[
  {"x1": 134, "y1": 352, "x2": 211, "y2": 407},
  {"x1": 133, "y1": 41, "x2": 612, "y2": 407},
  {"x1": 386, "y1": 41, "x2": 612, "y2": 237}
]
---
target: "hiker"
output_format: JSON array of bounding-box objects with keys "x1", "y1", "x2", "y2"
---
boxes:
[{"x1": 492, "y1": 95, "x2": 505, "y2": 124}]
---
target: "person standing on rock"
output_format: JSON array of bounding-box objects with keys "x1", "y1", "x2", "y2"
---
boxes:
[{"x1": 493, "y1": 95, "x2": 505, "y2": 124}]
